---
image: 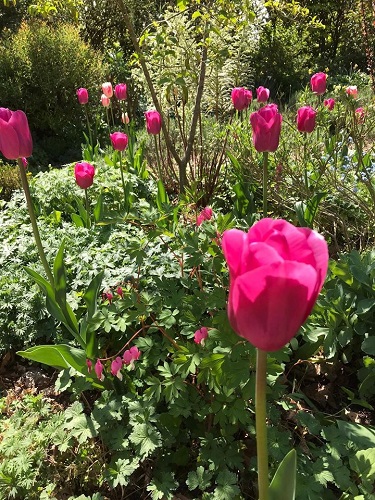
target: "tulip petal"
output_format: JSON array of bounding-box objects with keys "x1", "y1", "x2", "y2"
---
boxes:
[
  {"x1": 9, "y1": 111, "x2": 33, "y2": 157},
  {"x1": 0, "y1": 119, "x2": 21, "y2": 159},
  {"x1": 222, "y1": 229, "x2": 247, "y2": 278},
  {"x1": 229, "y1": 261, "x2": 318, "y2": 351}
]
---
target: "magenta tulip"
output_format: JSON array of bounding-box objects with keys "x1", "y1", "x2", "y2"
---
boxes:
[
  {"x1": 114, "y1": 83, "x2": 127, "y2": 101},
  {"x1": 74, "y1": 162, "x2": 95, "y2": 189},
  {"x1": 231, "y1": 87, "x2": 252, "y2": 111},
  {"x1": 323, "y1": 98, "x2": 335, "y2": 111},
  {"x1": 222, "y1": 218, "x2": 328, "y2": 351},
  {"x1": 0, "y1": 108, "x2": 33, "y2": 160},
  {"x1": 76, "y1": 87, "x2": 89, "y2": 105},
  {"x1": 250, "y1": 104, "x2": 282, "y2": 153},
  {"x1": 145, "y1": 110, "x2": 162, "y2": 135},
  {"x1": 102, "y1": 82, "x2": 113, "y2": 98},
  {"x1": 110, "y1": 132, "x2": 128, "y2": 151},
  {"x1": 256, "y1": 86, "x2": 270, "y2": 103},
  {"x1": 297, "y1": 106, "x2": 317, "y2": 133},
  {"x1": 310, "y1": 72, "x2": 327, "y2": 95}
]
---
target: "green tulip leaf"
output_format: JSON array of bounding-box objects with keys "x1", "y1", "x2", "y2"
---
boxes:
[
  {"x1": 17, "y1": 345, "x2": 87, "y2": 374},
  {"x1": 269, "y1": 449, "x2": 297, "y2": 500}
]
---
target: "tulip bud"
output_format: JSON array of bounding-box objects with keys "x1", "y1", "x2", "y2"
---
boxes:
[
  {"x1": 250, "y1": 104, "x2": 282, "y2": 152},
  {"x1": 144, "y1": 110, "x2": 162, "y2": 135},
  {"x1": 0, "y1": 108, "x2": 33, "y2": 160},
  {"x1": 256, "y1": 86, "x2": 270, "y2": 103},
  {"x1": 101, "y1": 94, "x2": 110, "y2": 107},
  {"x1": 297, "y1": 106, "x2": 317, "y2": 133},
  {"x1": 76, "y1": 87, "x2": 89, "y2": 104},
  {"x1": 231, "y1": 87, "x2": 252, "y2": 111},
  {"x1": 74, "y1": 162, "x2": 95, "y2": 189},
  {"x1": 102, "y1": 82, "x2": 113, "y2": 98},
  {"x1": 110, "y1": 132, "x2": 128, "y2": 151},
  {"x1": 310, "y1": 72, "x2": 327, "y2": 95},
  {"x1": 114, "y1": 83, "x2": 127, "y2": 101}
]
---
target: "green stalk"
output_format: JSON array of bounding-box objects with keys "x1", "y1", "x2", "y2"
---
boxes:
[
  {"x1": 303, "y1": 135, "x2": 308, "y2": 192},
  {"x1": 262, "y1": 152, "x2": 269, "y2": 218},
  {"x1": 17, "y1": 159, "x2": 54, "y2": 284},
  {"x1": 85, "y1": 188, "x2": 91, "y2": 228},
  {"x1": 84, "y1": 105, "x2": 93, "y2": 153},
  {"x1": 119, "y1": 152, "x2": 127, "y2": 206},
  {"x1": 256, "y1": 348, "x2": 269, "y2": 500},
  {"x1": 154, "y1": 134, "x2": 162, "y2": 180}
]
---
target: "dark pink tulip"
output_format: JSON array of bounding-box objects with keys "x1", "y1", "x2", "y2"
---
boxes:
[
  {"x1": 110, "y1": 131, "x2": 128, "y2": 151},
  {"x1": 76, "y1": 87, "x2": 89, "y2": 104},
  {"x1": 231, "y1": 87, "x2": 252, "y2": 111},
  {"x1": 297, "y1": 106, "x2": 317, "y2": 133},
  {"x1": 323, "y1": 98, "x2": 335, "y2": 111},
  {"x1": 222, "y1": 218, "x2": 329, "y2": 351},
  {"x1": 310, "y1": 72, "x2": 327, "y2": 95},
  {"x1": 145, "y1": 110, "x2": 162, "y2": 135},
  {"x1": 74, "y1": 162, "x2": 95, "y2": 189},
  {"x1": 256, "y1": 86, "x2": 270, "y2": 103},
  {"x1": 250, "y1": 104, "x2": 282, "y2": 153},
  {"x1": 0, "y1": 108, "x2": 33, "y2": 160},
  {"x1": 114, "y1": 83, "x2": 127, "y2": 101}
]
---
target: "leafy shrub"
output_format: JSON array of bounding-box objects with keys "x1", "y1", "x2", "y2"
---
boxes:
[
  {"x1": 0, "y1": 163, "x2": 21, "y2": 201},
  {"x1": 0, "y1": 20, "x2": 106, "y2": 162}
]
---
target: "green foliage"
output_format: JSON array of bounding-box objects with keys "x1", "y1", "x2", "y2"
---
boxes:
[
  {"x1": 0, "y1": 20, "x2": 105, "y2": 160},
  {"x1": 0, "y1": 163, "x2": 21, "y2": 201}
]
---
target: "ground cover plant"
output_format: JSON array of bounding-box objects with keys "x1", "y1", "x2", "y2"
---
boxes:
[{"x1": 1, "y1": 1, "x2": 375, "y2": 499}]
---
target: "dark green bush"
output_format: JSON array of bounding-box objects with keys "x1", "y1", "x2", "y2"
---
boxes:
[
  {"x1": 0, "y1": 21, "x2": 106, "y2": 162},
  {"x1": 0, "y1": 163, "x2": 21, "y2": 201}
]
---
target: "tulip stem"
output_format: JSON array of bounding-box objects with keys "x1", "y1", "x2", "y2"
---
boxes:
[
  {"x1": 119, "y1": 153, "x2": 127, "y2": 208},
  {"x1": 18, "y1": 159, "x2": 54, "y2": 284},
  {"x1": 262, "y1": 152, "x2": 269, "y2": 218},
  {"x1": 85, "y1": 189, "x2": 91, "y2": 228},
  {"x1": 154, "y1": 135, "x2": 162, "y2": 180},
  {"x1": 256, "y1": 348, "x2": 269, "y2": 500},
  {"x1": 84, "y1": 105, "x2": 93, "y2": 155}
]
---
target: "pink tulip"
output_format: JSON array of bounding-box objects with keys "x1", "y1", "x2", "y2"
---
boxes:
[
  {"x1": 74, "y1": 162, "x2": 95, "y2": 189},
  {"x1": 355, "y1": 107, "x2": 365, "y2": 123},
  {"x1": 256, "y1": 86, "x2": 270, "y2": 103},
  {"x1": 76, "y1": 88, "x2": 89, "y2": 104},
  {"x1": 95, "y1": 359, "x2": 105, "y2": 381},
  {"x1": 110, "y1": 131, "x2": 128, "y2": 151},
  {"x1": 122, "y1": 112, "x2": 130, "y2": 124},
  {"x1": 231, "y1": 87, "x2": 252, "y2": 111},
  {"x1": 346, "y1": 86, "x2": 358, "y2": 98},
  {"x1": 0, "y1": 108, "x2": 33, "y2": 160},
  {"x1": 21, "y1": 157, "x2": 28, "y2": 168},
  {"x1": 310, "y1": 72, "x2": 327, "y2": 95},
  {"x1": 250, "y1": 104, "x2": 282, "y2": 153},
  {"x1": 194, "y1": 327, "x2": 208, "y2": 345},
  {"x1": 101, "y1": 94, "x2": 110, "y2": 107},
  {"x1": 297, "y1": 106, "x2": 317, "y2": 133},
  {"x1": 114, "y1": 83, "x2": 127, "y2": 101},
  {"x1": 111, "y1": 357, "x2": 123, "y2": 380},
  {"x1": 222, "y1": 218, "x2": 328, "y2": 351},
  {"x1": 144, "y1": 110, "x2": 162, "y2": 135},
  {"x1": 323, "y1": 98, "x2": 335, "y2": 111},
  {"x1": 102, "y1": 82, "x2": 113, "y2": 98}
]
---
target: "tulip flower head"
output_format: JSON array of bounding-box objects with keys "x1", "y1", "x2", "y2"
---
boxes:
[
  {"x1": 250, "y1": 104, "x2": 282, "y2": 153},
  {"x1": 144, "y1": 110, "x2": 162, "y2": 135},
  {"x1": 111, "y1": 357, "x2": 123, "y2": 380},
  {"x1": 346, "y1": 86, "x2": 358, "y2": 99},
  {"x1": 256, "y1": 86, "x2": 270, "y2": 103},
  {"x1": 114, "y1": 83, "x2": 127, "y2": 101},
  {"x1": 74, "y1": 162, "x2": 95, "y2": 189},
  {"x1": 222, "y1": 218, "x2": 329, "y2": 351},
  {"x1": 122, "y1": 112, "x2": 130, "y2": 124},
  {"x1": 95, "y1": 359, "x2": 105, "y2": 381},
  {"x1": 196, "y1": 206, "x2": 213, "y2": 226},
  {"x1": 310, "y1": 72, "x2": 327, "y2": 95},
  {"x1": 110, "y1": 132, "x2": 129, "y2": 151},
  {"x1": 297, "y1": 106, "x2": 317, "y2": 133},
  {"x1": 231, "y1": 87, "x2": 252, "y2": 111},
  {"x1": 102, "y1": 82, "x2": 113, "y2": 98},
  {"x1": 123, "y1": 346, "x2": 141, "y2": 369},
  {"x1": 76, "y1": 87, "x2": 89, "y2": 105},
  {"x1": 194, "y1": 327, "x2": 208, "y2": 345},
  {"x1": 0, "y1": 108, "x2": 33, "y2": 160},
  {"x1": 101, "y1": 94, "x2": 110, "y2": 107},
  {"x1": 323, "y1": 98, "x2": 335, "y2": 111}
]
